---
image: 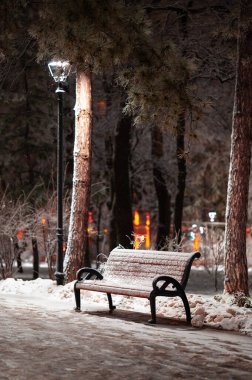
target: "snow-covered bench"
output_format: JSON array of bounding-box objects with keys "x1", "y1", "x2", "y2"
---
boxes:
[{"x1": 74, "y1": 248, "x2": 201, "y2": 324}]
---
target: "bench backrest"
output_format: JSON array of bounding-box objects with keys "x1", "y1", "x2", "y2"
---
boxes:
[{"x1": 104, "y1": 248, "x2": 200, "y2": 289}]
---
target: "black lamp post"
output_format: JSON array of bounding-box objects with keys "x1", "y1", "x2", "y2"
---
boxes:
[{"x1": 48, "y1": 60, "x2": 71, "y2": 285}]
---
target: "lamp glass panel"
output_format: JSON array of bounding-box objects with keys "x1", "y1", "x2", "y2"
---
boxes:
[{"x1": 48, "y1": 61, "x2": 71, "y2": 82}]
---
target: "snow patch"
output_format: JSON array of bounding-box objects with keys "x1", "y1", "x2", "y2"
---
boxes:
[{"x1": 0, "y1": 278, "x2": 251, "y2": 336}]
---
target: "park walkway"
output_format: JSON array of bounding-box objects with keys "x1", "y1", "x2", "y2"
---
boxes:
[{"x1": 0, "y1": 293, "x2": 252, "y2": 379}]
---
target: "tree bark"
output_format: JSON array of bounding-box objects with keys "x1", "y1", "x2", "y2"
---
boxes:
[
  {"x1": 107, "y1": 134, "x2": 118, "y2": 252},
  {"x1": 224, "y1": 0, "x2": 252, "y2": 295},
  {"x1": 101, "y1": 76, "x2": 117, "y2": 252},
  {"x1": 174, "y1": 113, "x2": 187, "y2": 244},
  {"x1": 32, "y1": 237, "x2": 39, "y2": 280},
  {"x1": 64, "y1": 69, "x2": 92, "y2": 282},
  {"x1": 113, "y1": 104, "x2": 133, "y2": 248},
  {"x1": 151, "y1": 125, "x2": 171, "y2": 249},
  {"x1": 172, "y1": 2, "x2": 190, "y2": 245},
  {"x1": 24, "y1": 63, "x2": 35, "y2": 188}
]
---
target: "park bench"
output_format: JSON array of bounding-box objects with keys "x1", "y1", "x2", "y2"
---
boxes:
[{"x1": 74, "y1": 248, "x2": 201, "y2": 324}]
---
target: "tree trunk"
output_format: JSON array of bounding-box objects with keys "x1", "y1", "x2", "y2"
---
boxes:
[
  {"x1": 174, "y1": 113, "x2": 187, "y2": 244},
  {"x1": 107, "y1": 134, "x2": 118, "y2": 252},
  {"x1": 172, "y1": 2, "x2": 191, "y2": 245},
  {"x1": 113, "y1": 105, "x2": 133, "y2": 248},
  {"x1": 64, "y1": 69, "x2": 92, "y2": 282},
  {"x1": 104, "y1": 132, "x2": 117, "y2": 252},
  {"x1": 102, "y1": 76, "x2": 117, "y2": 252},
  {"x1": 32, "y1": 237, "x2": 39, "y2": 280},
  {"x1": 151, "y1": 125, "x2": 171, "y2": 249},
  {"x1": 224, "y1": 0, "x2": 251, "y2": 295},
  {"x1": 24, "y1": 64, "x2": 35, "y2": 188}
]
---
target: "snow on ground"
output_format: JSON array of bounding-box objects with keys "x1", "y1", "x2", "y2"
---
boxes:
[{"x1": 0, "y1": 277, "x2": 252, "y2": 337}]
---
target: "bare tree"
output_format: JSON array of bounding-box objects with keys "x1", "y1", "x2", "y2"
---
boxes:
[
  {"x1": 0, "y1": 190, "x2": 34, "y2": 278},
  {"x1": 0, "y1": 234, "x2": 16, "y2": 279}
]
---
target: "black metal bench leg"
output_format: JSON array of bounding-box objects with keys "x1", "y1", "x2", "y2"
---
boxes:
[
  {"x1": 107, "y1": 293, "x2": 116, "y2": 311},
  {"x1": 74, "y1": 282, "x2": 81, "y2": 312},
  {"x1": 180, "y1": 291, "x2": 191, "y2": 323},
  {"x1": 148, "y1": 294, "x2": 156, "y2": 324}
]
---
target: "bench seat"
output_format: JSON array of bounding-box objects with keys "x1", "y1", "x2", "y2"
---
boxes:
[
  {"x1": 74, "y1": 248, "x2": 201, "y2": 324},
  {"x1": 76, "y1": 279, "x2": 153, "y2": 298}
]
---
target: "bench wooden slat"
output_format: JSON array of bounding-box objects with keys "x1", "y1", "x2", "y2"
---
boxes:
[
  {"x1": 76, "y1": 280, "x2": 152, "y2": 298},
  {"x1": 104, "y1": 249, "x2": 195, "y2": 286}
]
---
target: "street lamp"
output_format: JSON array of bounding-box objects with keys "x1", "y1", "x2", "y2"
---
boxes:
[{"x1": 48, "y1": 60, "x2": 71, "y2": 285}]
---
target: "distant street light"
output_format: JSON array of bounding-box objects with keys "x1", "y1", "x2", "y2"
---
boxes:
[
  {"x1": 48, "y1": 60, "x2": 71, "y2": 285},
  {"x1": 208, "y1": 211, "x2": 217, "y2": 223}
]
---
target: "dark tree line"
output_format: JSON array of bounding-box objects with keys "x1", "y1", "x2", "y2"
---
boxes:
[{"x1": 0, "y1": 0, "x2": 251, "y2": 295}]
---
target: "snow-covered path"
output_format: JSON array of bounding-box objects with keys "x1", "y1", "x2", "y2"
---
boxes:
[{"x1": 0, "y1": 293, "x2": 251, "y2": 380}]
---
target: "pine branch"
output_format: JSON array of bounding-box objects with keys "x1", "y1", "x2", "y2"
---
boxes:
[{"x1": 145, "y1": 5, "x2": 231, "y2": 15}]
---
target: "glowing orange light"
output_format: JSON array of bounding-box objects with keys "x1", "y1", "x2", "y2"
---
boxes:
[
  {"x1": 146, "y1": 212, "x2": 150, "y2": 226},
  {"x1": 145, "y1": 237, "x2": 150, "y2": 249},
  {"x1": 104, "y1": 228, "x2": 108, "y2": 234},
  {"x1": 98, "y1": 100, "x2": 106, "y2": 111},
  {"x1": 16, "y1": 229, "x2": 24, "y2": 240},
  {"x1": 246, "y1": 227, "x2": 251, "y2": 233},
  {"x1": 41, "y1": 218, "x2": 47, "y2": 225},
  {"x1": 135, "y1": 239, "x2": 139, "y2": 249},
  {"x1": 145, "y1": 212, "x2": 151, "y2": 248},
  {"x1": 145, "y1": 228, "x2": 150, "y2": 249},
  {"x1": 145, "y1": 227, "x2": 150, "y2": 248},
  {"x1": 88, "y1": 211, "x2": 93, "y2": 224},
  {"x1": 193, "y1": 233, "x2": 200, "y2": 251},
  {"x1": 134, "y1": 210, "x2": 140, "y2": 226}
]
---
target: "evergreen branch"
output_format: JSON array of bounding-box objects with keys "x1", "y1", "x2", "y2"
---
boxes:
[
  {"x1": 216, "y1": 74, "x2": 235, "y2": 83},
  {"x1": 0, "y1": 38, "x2": 35, "y2": 89},
  {"x1": 145, "y1": 5, "x2": 230, "y2": 15}
]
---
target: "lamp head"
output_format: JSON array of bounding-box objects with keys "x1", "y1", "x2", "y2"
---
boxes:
[{"x1": 48, "y1": 60, "x2": 71, "y2": 83}]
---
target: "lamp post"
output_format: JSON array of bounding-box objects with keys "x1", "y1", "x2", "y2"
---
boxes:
[
  {"x1": 48, "y1": 60, "x2": 71, "y2": 285},
  {"x1": 208, "y1": 211, "x2": 217, "y2": 253}
]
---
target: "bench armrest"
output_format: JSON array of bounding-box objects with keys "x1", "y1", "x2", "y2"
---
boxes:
[
  {"x1": 76, "y1": 267, "x2": 103, "y2": 281},
  {"x1": 151, "y1": 275, "x2": 192, "y2": 324},
  {"x1": 152, "y1": 275, "x2": 181, "y2": 293}
]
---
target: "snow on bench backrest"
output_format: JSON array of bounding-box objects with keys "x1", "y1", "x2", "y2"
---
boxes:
[{"x1": 103, "y1": 248, "x2": 200, "y2": 289}]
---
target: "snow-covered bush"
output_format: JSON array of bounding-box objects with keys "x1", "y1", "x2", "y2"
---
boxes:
[
  {"x1": 0, "y1": 191, "x2": 33, "y2": 279},
  {"x1": 0, "y1": 234, "x2": 17, "y2": 279},
  {"x1": 201, "y1": 226, "x2": 224, "y2": 291},
  {"x1": 32, "y1": 189, "x2": 71, "y2": 279}
]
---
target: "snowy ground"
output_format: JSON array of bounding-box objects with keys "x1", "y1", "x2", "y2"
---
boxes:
[
  {"x1": 1, "y1": 274, "x2": 252, "y2": 379},
  {"x1": 0, "y1": 293, "x2": 251, "y2": 380},
  {"x1": 0, "y1": 273, "x2": 251, "y2": 337}
]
